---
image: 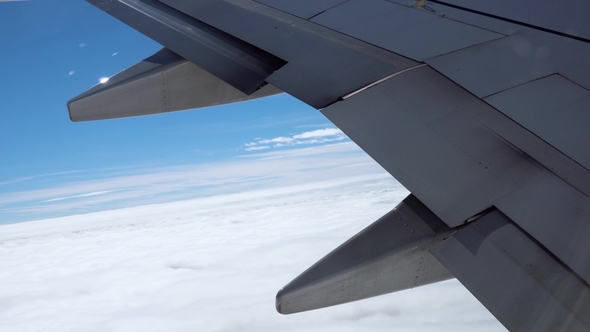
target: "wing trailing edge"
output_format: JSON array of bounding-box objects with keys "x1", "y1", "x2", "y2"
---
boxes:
[{"x1": 432, "y1": 210, "x2": 590, "y2": 331}]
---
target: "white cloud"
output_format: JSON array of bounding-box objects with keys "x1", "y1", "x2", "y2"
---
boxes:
[
  {"x1": 245, "y1": 146, "x2": 270, "y2": 151},
  {"x1": 0, "y1": 174, "x2": 505, "y2": 331},
  {"x1": 293, "y1": 128, "x2": 343, "y2": 139},
  {"x1": 41, "y1": 190, "x2": 117, "y2": 203},
  {"x1": 244, "y1": 127, "x2": 347, "y2": 151}
]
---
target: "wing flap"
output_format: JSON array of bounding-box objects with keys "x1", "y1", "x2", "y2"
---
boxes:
[
  {"x1": 431, "y1": 210, "x2": 590, "y2": 331},
  {"x1": 484, "y1": 74, "x2": 590, "y2": 171},
  {"x1": 322, "y1": 64, "x2": 590, "y2": 286},
  {"x1": 322, "y1": 65, "x2": 541, "y2": 227}
]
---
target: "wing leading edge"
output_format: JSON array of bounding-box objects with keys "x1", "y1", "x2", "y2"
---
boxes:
[{"x1": 71, "y1": 1, "x2": 590, "y2": 331}]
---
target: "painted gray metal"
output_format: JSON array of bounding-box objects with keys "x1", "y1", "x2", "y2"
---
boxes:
[
  {"x1": 434, "y1": 0, "x2": 590, "y2": 42},
  {"x1": 86, "y1": 0, "x2": 286, "y2": 95},
  {"x1": 427, "y1": 31, "x2": 590, "y2": 98},
  {"x1": 68, "y1": 48, "x2": 282, "y2": 121},
  {"x1": 380, "y1": 0, "x2": 590, "y2": 99},
  {"x1": 254, "y1": 0, "x2": 348, "y2": 19},
  {"x1": 494, "y1": 171, "x2": 590, "y2": 285},
  {"x1": 277, "y1": 195, "x2": 454, "y2": 314},
  {"x1": 157, "y1": 0, "x2": 416, "y2": 108},
  {"x1": 311, "y1": 0, "x2": 503, "y2": 61},
  {"x1": 384, "y1": 0, "x2": 524, "y2": 36},
  {"x1": 485, "y1": 74, "x2": 590, "y2": 171},
  {"x1": 431, "y1": 210, "x2": 590, "y2": 332},
  {"x1": 322, "y1": 66, "x2": 541, "y2": 227},
  {"x1": 425, "y1": 69, "x2": 590, "y2": 203},
  {"x1": 312, "y1": 0, "x2": 590, "y2": 105},
  {"x1": 323, "y1": 64, "x2": 590, "y2": 286}
]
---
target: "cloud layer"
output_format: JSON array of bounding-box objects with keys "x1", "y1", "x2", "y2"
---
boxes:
[{"x1": 0, "y1": 175, "x2": 506, "y2": 332}]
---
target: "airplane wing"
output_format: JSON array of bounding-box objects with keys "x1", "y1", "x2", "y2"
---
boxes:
[{"x1": 69, "y1": 1, "x2": 590, "y2": 330}]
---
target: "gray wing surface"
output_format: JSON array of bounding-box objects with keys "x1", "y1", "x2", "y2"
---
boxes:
[{"x1": 70, "y1": 1, "x2": 590, "y2": 331}]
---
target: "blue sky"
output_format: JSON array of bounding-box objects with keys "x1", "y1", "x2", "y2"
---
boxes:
[{"x1": 0, "y1": 1, "x2": 355, "y2": 223}]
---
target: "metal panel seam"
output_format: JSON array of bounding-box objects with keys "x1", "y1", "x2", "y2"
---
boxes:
[
  {"x1": 424, "y1": 34, "x2": 508, "y2": 64},
  {"x1": 342, "y1": 64, "x2": 428, "y2": 99},
  {"x1": 426, "y1": 0, "x2": 590, "y2": 44},
  {"x1": 307, "y1": 0, "x2": 352, "y2": 20},
  {"x1": 481, "y1": 73, "x2": 557, "y2": 100}
]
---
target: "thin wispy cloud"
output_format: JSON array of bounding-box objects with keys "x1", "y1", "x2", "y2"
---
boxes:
[
  {"x1": 0, "y1": 176, "x2": 34, "y2": 186},
  {"x1": 0, "y1": 143, "x2": 385, "y2": 223},
  {"x1": 0, "y1": 169, "x2": 88, "y2": 187},
  {"x1": 244, "y1": 145, "x2": 270, "y2": 151},
  {"x1": 41, "y1": 190, "x2": 117, "y2": 203},
  {"x1": 244, "y1": 128, "x2": 347, "y2": 151},
  {"x1": 293, "y1": 123, "x2": 335, "y2": 129}
]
